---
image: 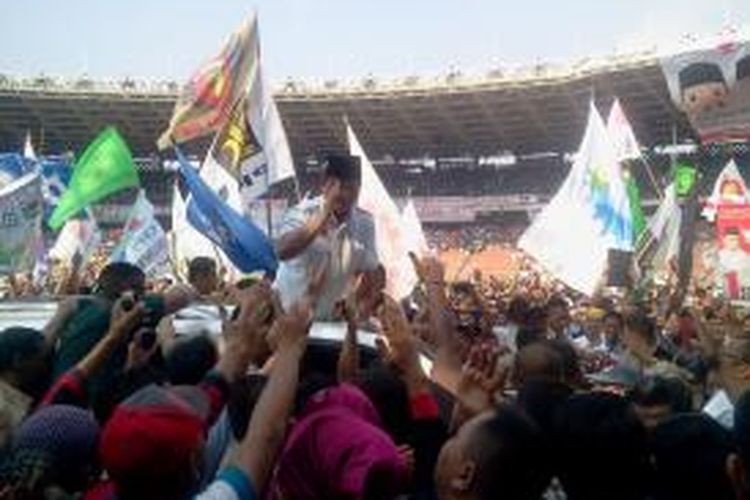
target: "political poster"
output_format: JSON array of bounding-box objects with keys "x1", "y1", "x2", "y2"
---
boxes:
[
  {"x1": 110, "y1": 191, "x2": 170, "y2": 276},
  {"x1": 0, "y1": 173, "x2": 43, "y2": 274},
  {"x1": 660, "y1": 29, "x2": 750, "y2": 143}
]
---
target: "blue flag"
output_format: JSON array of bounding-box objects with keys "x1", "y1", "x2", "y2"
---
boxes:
[
  {"x1": 39, "y1": 157, "x2": 72, "y2": 220},
  {"x1": 175, "y1": 147, "x2": 277, "y2": 276},
  {"x1": 0, "y1": 154, "x2": 33, "y2": 184}
]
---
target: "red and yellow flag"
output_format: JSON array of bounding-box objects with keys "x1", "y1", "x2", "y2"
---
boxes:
[{"x1": 158, "y1": 16, "x2": 259, "y2": 149}]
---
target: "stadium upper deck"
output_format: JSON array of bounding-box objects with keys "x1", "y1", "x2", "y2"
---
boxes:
[{"x1": 0, "y1": 47, "x2": 694, "y2": 163}]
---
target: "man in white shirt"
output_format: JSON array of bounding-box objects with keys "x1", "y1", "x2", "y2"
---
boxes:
[{"x1": 274, "y1": 154, "x2": 380, "y2": 319}]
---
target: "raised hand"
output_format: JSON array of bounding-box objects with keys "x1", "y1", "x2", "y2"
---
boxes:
[
  {"x1": 455, "y1": 343, "x2": 508, "y2": 416},
  {"x1": 268, "y1": 301, "x2": 313, "y2": 353}
]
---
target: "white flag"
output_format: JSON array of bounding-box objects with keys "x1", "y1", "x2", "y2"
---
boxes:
[
  {"x1": 202, "y1": 16, "x2": 295, "y2": 207},
  {"x1": 401, "y1": 199, "x2": 429, "y2": 258},
  {"x1": 348, "y1": 124, "x2": 417, "y2": 299},
  {"x1": 702, "y1": 159, "x2": 750, "y2": 222},
  {"x1": 519, "y1": 103, "x2": 627, "y2": 295},
  {"x1": 110, "y1": 191, "x2": 170, "y2": 277},
  {"x1": 0, "y1": 173, "x2": 43, "y2": 274},
  {"x1": 50, "y1": 215, "x2": 101, "y2": 265},
  {"x1": 23, "y1": 132, "x2": 36, "y2": 161},
  {"x1": 606, "y1": 99, "x2": 641, "y2": 162}
]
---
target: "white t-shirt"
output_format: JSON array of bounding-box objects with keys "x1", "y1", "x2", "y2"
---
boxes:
[{"x1": 273, "y1": 196, "x2": 379, "y2": 319}]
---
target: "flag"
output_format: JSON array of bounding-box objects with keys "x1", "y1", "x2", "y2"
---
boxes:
[
  {"x1": 348, "y1": 124, "x2": 417, "y2": 299},
  {"x1": 110, "y1": 191, "x2": 170, "y2": 276},
  {"x1": 401, "y1": 199, "x2": 429, "y2": 258},
  {"x1": 674, "y1": 163, "x2": 697, "y2": 198},
  {"x1": 0, "y1": 154, "x2": 32, "y2": 188},
  {"x1": 0, "y1": 173, "x2": 44, "y2": 273},
  {"x1": 606, "y1": 98, "x2": 641, "y2": 162},
  {"x1": 175, "y1": 148, "x2": 277, "y2": 276},
  {"x1": 23, "y1": 131, "x2": 36, "y2": 160},
  {"x1": 48, "y1": 127, "x2": 139, "y2": 230},
  {"x1": 49, "y1": 214, "x2": 101, "y2": 265},
  {"x1": 702, "y1": 159, "x2": 747, "y2": 221},
  {"x1": 625, "y1": 168, "x2": 646, "y2": 243},
  {"x1": 639, "y1": 184, "x2": 681, "y2": 275},
  {"x1": 201, "y1": 17, "x2": 295, "y2": 206},
  {"x1": 607, "y1": 99, "x2": 645, "y2": 244},
  {"x1": 519, "y1": 102, "x2": 632, "y2": 295},
  {"x1": 158, "y1": 17, "x2": 259, "y2": 149},
  {"x1": 39, "y1": 157, "x2": 72, "y2": 222}
]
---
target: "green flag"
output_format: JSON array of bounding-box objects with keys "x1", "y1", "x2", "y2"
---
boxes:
[
  {"x1": 49, "y1": 127, "x2": 139, "y2": 230},
  {"x1": 624, "y1": 169, "x2": 646, "y2": 244}
]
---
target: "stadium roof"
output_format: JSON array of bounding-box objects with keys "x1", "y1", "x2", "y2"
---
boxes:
[{"x1": 0, "y1": 48, "x2": 695, "y2": 161}]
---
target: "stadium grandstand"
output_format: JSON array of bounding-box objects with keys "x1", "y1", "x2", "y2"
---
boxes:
[{"x1": 1, "y1": 46, "x2": 749, "y2": 251}]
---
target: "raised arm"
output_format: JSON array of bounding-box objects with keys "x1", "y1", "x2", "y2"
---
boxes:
[
  {"x1": 232, "y1": 301, "x2": 312, "y2": 492},
  {"x1": 275, "y1": 182, "x2": 338, "y2": 261}
]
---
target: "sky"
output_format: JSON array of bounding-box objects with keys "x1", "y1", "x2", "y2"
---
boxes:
[{"x1": 1, "y1": 0, "x2": 750, "y2": 85}]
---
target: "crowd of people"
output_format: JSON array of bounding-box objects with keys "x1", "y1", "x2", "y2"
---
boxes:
[
  {"x1": 5, "y1": 153, "x2": 750, "y2": 500},
  {"x1": 3, "y1": 248, "x2": 750, "y2": 499}
]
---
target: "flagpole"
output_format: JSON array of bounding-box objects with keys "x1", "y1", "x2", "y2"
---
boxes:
[{"x1": 638, "y1": 156, "x2": 664, "y2": 200}]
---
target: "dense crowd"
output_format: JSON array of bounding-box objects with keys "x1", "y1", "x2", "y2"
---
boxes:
[
  {"x1": 2, "y1": 248, "x2": 750, "y2": 500},
  {"x1": 425, "y1": 224, "x2": 525, "y2": 252}
]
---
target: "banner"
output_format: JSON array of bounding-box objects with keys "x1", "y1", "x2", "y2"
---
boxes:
[
  {"x1": 660, "y1": 29, "x2": 750, "y2": 143},
  {"x1": 110, "y1": 191, "x2": 170, "y2": 276},
  {"x1": 0, "y1": 173, "x2": 43, "y2": 274},
  {"x1": 715, "y1": 204, "x2": 750, "y2": 300}
]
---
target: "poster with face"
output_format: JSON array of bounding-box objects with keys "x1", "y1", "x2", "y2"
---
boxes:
[
  {"x1": 661, "y1": 30, "x2": 750, "y2": 143},
  {"x1": 716, "y1": 204, "x2": 750, "y2": 299}
]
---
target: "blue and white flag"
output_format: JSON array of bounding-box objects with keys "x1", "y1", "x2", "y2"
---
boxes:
[
  {"x1": 110, "y1": 190, "x2": 169, "y2": 276},
  {"x1": 519, "y1": 102, "x2": 632, "y2": 294},
  {"x1": 175, "y1": 147, "x2": 277, "y2": 276},
  {"x1": 0, "y1": 154, "x2": 33, "y2": 188},
  {"x1": 39, "y1": 158, "x2": 72, "y2": 221}
]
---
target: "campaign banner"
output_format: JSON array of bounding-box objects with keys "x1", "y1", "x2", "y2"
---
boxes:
[
  {"x1": 110, "y1": 191, "x2": 170, "y2": 276},
  {"x1": 0, "y1": 173, "x2": 43, "y2": 274},
  {"x1": 49, "y1": 215, "x2": 101, "y2": 265},
  {"x1": 660, "y1": 29, "x2": 750, "y2": 143},
  {"x1": 715, "y1": 204, "x2": 750, "y2": 300}
]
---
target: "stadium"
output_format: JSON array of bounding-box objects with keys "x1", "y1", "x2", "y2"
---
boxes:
[{"x1": 0, "y1": 44, "x2": 748, "y2": 276}]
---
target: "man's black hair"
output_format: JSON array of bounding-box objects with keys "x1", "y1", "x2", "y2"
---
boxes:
[
  {"x1": 678, "y1": 62, "x2": 727, "y2": 90},
  {"x1": 0, "y1": 327, "x2": 45, "y2": 373},
  {"x1": 629, "y1": 375, "x2": 692, "y2": 413},
  {"x1": 553, "y1": 393, "x2": 651, "y2": 500},
  {"x1": 188, "y1": 257, "x2": 217, "y2": 283},
  {"x1": 164, "y1": 335, "x2": 218, "y2": 386},
  {"x1": 651, "y1": 413, "x2": 735, "y2": 500},
  {"x1": 96, "y1": 262, "x2": 145, "y2": 300},
  {"x1": 625, "y1": 312, "x2": 658, "y2": 346},
  {"x1": 546, "y1": 339, "x2": 582, "y2": 387},
  {"x1": 603, "y1": 310, "x2": 625, "y2": 328},
  {"x1": 468, "y1": 404, "x2": 552, "y2": 500},
  {"x1": 737, "y1": 55, "x2": 750, "y2": 81},
  {"x1": 323, "y1": 154, "x2": 361, "y2": 184}
]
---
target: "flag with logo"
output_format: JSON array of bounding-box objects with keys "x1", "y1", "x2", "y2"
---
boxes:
[
  {"x1": 158, "y1": 17, "x2": 259, "y2": 149},
  {"x1": 519, "y1": 102, "x2": 632, "y2": 294},
  {"x1": 0, "y1": 173, "x2": 43, "y2": 273},
  {"x1": 607, "y1": 99, "x2": 646, "y2": 243},
  {"x1": 200, "y1": 16, "x2": 295, "y2": 207},
  {"x1": 348, "y1": 124, "x2": 417, "y2": 299},
  {"x1": 110, "y1": 191, "x2": 170, "y2": 276},
  {"x1": 176, "y1": 148, "x2": 277, "y2": 276},
  {"x1": 49, "y1": 127, "x2": 139, "y2": 230}
]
